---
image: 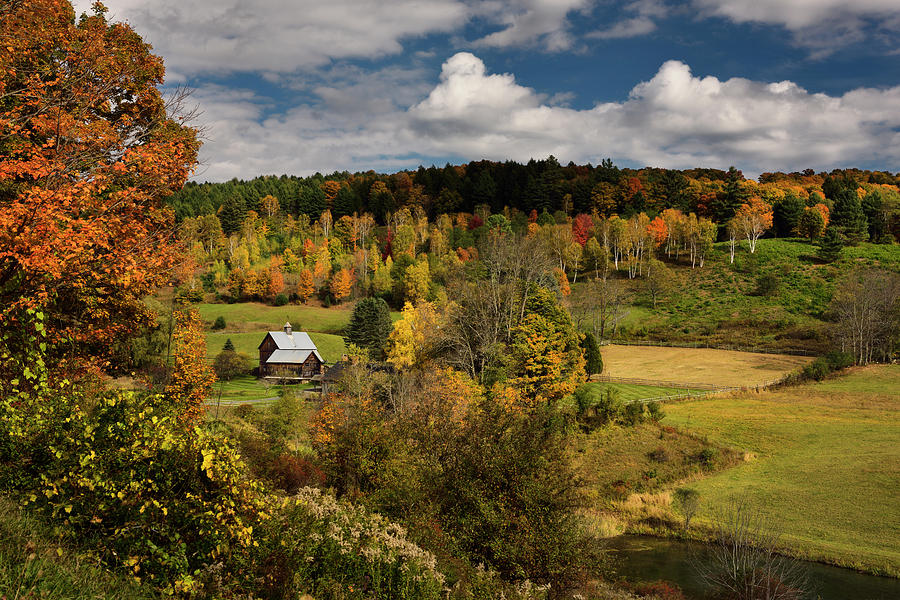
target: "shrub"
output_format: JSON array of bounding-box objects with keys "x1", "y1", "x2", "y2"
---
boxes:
[
  {"x1": 754, "y1": 273, "x2": 780, "y2": 297},
  {"x1": 630, "y1": 580, "x2": 687, "y2": 600},
  {"x1": 212, "y1": 315, "x2": 226, "y2": 330},
  {"x1": 213, "y1": 349, "x2": 251, "y2": 380},
  {"x1": 269, "y1": 453, "x2": 326, "y2": 493},
  {"x1": 673, "y1": 488, "x2": 700, "y2": 529},
  {"x1": 573, "y1": 385, "x2": 622, "y2": 429},
  {"x1": 648, "y1": 446, "x2": 670, "y2": 463},
  {"x1": 274, "y1": 292, "x2": 289, "y2": 306},
  {"x1": 646, "y1": 401, "x2": 665, "y2": 422},
  {"x1": 622, "y1": 402, "x2": 645, "y2": 426},
  {"x1": 696, "y1": 447, "x2": 718, "y2": 467}
]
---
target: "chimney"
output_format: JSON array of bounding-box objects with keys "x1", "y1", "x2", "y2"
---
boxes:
[{"x1": 284, "y1": 321, "x2": 292, "y2": 336}]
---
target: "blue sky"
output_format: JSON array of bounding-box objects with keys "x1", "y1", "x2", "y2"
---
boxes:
[{"x1": 75, "y1": 1, "x2": 900, "y2": 181}]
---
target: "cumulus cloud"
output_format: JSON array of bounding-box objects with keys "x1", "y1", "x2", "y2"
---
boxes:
[
  {"x1": 71, "y1": 0, "x2": 468, "y2": 74},
  {"x1": 193, "y1": 53, "x2": 900, "y2": 181},
  {"x1": 693, "y1": 0, "x2": 900, "y2": 53},
  {"x1": 471, "y1": 0, "x2": 594, "y2": 51}
]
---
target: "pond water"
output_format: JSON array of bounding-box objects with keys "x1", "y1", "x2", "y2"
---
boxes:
[{"x1": 607, "y1": 536, "x2": 900, "y2": 600}]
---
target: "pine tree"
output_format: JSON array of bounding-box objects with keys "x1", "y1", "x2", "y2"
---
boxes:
[
  {"x1": 581, "y1": 332, "x2": 603, "y2": 376},
  {"x1": 223, "y1": 338, "x2": 235, "y2": 352},
  {"x1": 817, "y1": 226, "x2": 843, "y2": 263},
  {"x1": 830, "y1": 187, "x2": 868, "y2": 245},
  {"x1": 345, "y1": 297, "x2": 392, "y2": 359}
]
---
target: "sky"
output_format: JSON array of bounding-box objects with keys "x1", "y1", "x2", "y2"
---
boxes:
[{"x1": 74, "y1": 1, "x2": 900, "y2": 181}]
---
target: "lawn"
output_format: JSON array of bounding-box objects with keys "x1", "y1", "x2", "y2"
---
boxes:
[
  {"x1": 663, "y1": 364, "x2": 900, "y2": 575},
  {"x1": 197, "y1": 301, "x2": 401, "y2": 335},
  {"x1": 600, "y1": 344, "x2": 812, "y2": 388},
  {"x1": 206, "y1": 375, "x2": 282, "y2": 405},
  {"x1": 197, "y1": 302, "x2": 354, "y2": 334},
  {"x1": 581, "y1": 381, "x2": 703, "y2": 403}
]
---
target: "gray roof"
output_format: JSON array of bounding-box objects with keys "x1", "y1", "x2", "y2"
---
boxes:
[
  {"x1": 261, "y1": 330, "x2": 324, "y2": 364},
  {"x1": 267, "y1": 349, "x2": 320, "y2": 364},
  {"x1": 265, "y1": 330, "x2": 317, "y2": 350}
]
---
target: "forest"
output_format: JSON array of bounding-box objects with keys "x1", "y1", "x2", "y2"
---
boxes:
[{"x1": 1, "y1": 2, "x2": 899, "y2": 600}]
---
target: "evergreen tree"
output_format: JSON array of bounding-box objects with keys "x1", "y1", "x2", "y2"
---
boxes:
[
  {"x1": 219, "y1": 195, "x2": 246, "y2": 235},
  {"x1": 296, "y1": 185, "x2": 327, "y2": 220},
  {"x1": 345, "y1": 297, "x2": 393, "y2": 359},
  {"x1": 711, "y1": 166, "x2": 748, "y2": 227},
  {"x1": 223, "y1": 338, "x2": 235, "y2": 352},
  {"x1": 581, "y1": 332, "x2": 603, "y2": 376},
  {"x1": 817, "y1": 226, "x2": 843, "y2": 263},
  {"x1": 773, "y1": 194, "x2": 805, "y2": 237},
  {"x1": 332, "y1": 184, "x2": 361, "y2": 218},
  {"x1": 830, "y1": 187, "x2": 868, "y2": 245}
]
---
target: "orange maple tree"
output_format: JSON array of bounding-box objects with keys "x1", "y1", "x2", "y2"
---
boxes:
[
  {"x1": 329, "y1": 268, "x2": 354, "y2": 303},
  {"x1": 296, "y1": 268, "x2": 315, "y2": 303},
  {"x1": 0, "y1": 0, "x2": 199, "y2": 374}
]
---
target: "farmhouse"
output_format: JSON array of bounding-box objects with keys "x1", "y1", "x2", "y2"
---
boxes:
[{"x1": 258, "y1": 322, "x2": 326, "y2": 381}]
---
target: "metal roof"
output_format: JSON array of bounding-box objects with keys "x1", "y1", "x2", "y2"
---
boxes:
[
  {"x1": 262, "y1": 330, "x2": 317, "y2": 350},
  {"x1": 266, "y1": 349, "x2": 324, "y2": 364}
]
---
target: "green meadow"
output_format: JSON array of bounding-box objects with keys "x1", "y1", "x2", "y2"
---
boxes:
[{"x1": 663, "y1": 365, "x2": 900, "y2": 575}]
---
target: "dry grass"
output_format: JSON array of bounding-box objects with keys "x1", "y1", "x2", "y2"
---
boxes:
[{"x1": 600, "y1": 344, "x2": 813, "y2": 387}]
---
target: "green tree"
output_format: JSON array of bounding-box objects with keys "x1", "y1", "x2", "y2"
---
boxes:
[
  {"x1": 797, "y1": 207, "x2": 826, "y2": 241},
  {"x1": 830, "y1": 187, "x2": 868, "y2": 245},
  {"x1": 773, "y1": 194, "x2": 804, "y2": 237},
  {"x1": 581, "y1": 331, "x2": 603, "y2": 376},
  {"x1": 214, "y1": 348, "x2": 251, "y2": 381},
  {"x1": 345, "y1": 298, "x2": 392, "y2": 359},
  {"x1": 817, "y1": 226, "x2": 843, "y2": 263}
]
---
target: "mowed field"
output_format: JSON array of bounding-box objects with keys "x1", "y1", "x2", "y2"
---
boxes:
[
  {"x1": 663, "y1": 365, "x2": 900, "y2": 575},
  {"x1": 600, "y1": 344, "x2": 813, "y2": 387}
]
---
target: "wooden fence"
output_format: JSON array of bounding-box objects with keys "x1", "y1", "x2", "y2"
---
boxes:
[
  {"x1": 590, "y1": 374, "x2": 792, "y2": 405},
  {"x1": 599, "y1": 338, "x2": 816, "y2": 357}
]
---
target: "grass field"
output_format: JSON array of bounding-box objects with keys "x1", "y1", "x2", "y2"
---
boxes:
[
  {"x1": 575, "y1": 238, "x2": 900, "y2": 354},
  {"x1": 197, "y1": 301, "x2": 401, "y2": 335},
  {"x1": 600, "y1": 344, "x2": 813, "y2": 387},
  {"x1": 198, "y1": 302, "x2": 354, "y2": 334},
  {"x1": 581, "y1": 381, "x2": 702, "y2": 402},
  {"x1": 663, "y1": 365, "x2": 900, "y2": 575}
]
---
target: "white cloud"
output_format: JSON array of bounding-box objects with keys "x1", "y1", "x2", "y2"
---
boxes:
[
  {"x1": 588, "y1": 0, "x2": 666, "y2": 40},
  {"x1": 192, "y1": 53, "x2": 900, "y2": 181},
  {"x1": 471, "y1": 0, "x2": 594, "y2": 51},
  {"x1": 72, "y1": 0, "x2": 468, "y2": 74},
  {"x1": 693, "y1": 0, "x2": 900, "y2": 53}
]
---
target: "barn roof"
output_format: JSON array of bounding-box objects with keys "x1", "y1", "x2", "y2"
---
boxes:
[
  {"x1": 262, "y1": 330, "x2": 317, "y2": 350},
  {"x1": 259, "y1": 327, "x2": 324, "y2": 364},
  {"x1": 266, "y1": 349, "x2": 323, "y2": 364}
]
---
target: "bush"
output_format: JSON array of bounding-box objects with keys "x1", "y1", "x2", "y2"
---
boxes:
[
  {"x1": 212, "y1": 315, "x2": 226, "y2": 330},
  {"x1": 574, "y1": 385, "x2": 622, "y2": 429},
  {"x1": 622, "y1": 402, "x2": 645, "y2": 426},
  {"x1": 801, "y1": 350, "x2": 854, "y2": 381},
  {"x1": 213, "y1": 349, "x2": 251, "y2": 380},
  {"x1": 274, "y1": 292, "x2": 289, "y2": 306},
  {"x1": 269, "y1": 453, "x2": 326, "y2": 493},
  {"x1": 646, "y1": 401, "x2": 665, "y2": 422},
  {"x1": 648, "y1": 446, "x2": 670, "y2": 463},
  {"x1": 754, "y1": 273, "x2": 780, "y2": 297},
  {"x1": 673, "y1": 488, "x2": 700, "y2": 529}
]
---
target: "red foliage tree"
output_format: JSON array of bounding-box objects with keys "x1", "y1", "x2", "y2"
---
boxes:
[
  {"x1": 0, "y1": 0, "x2": 199, "y2": 375},
  {"x1": 571, "y1": 213, "x2": 594, "y2": 247}
]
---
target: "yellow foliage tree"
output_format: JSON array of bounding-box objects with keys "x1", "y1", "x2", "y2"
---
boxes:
[
  {"x1": 403, "y1": 259, "x2": 431, "y2": 303},
  {"x1": 165, "y1": 308, "x2": 215, "y2": 421},
  {"x1": 386, "y1": 302, "x2": 441, "y2": 369}
]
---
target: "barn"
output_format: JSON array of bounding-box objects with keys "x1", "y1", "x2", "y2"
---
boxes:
[{"x1": 258, "y1": 322, "x2": 326, "y2": 381}]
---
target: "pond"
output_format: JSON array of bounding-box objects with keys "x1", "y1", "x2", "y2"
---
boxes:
[{"x1": 607, "y1": 536, "x2": 900, "y2": 600}]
